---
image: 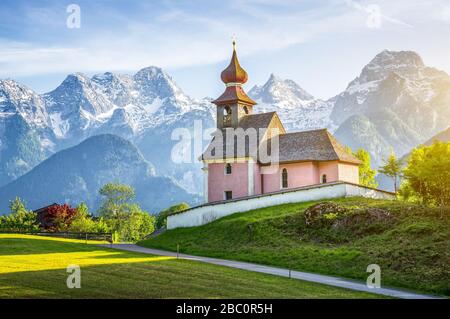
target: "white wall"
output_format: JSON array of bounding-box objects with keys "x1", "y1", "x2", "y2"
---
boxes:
[{"x1": 167, "y1": 182, "x2": 395, "y2": 230}]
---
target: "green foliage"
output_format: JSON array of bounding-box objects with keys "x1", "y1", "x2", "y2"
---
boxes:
[
  {"x1": 156, "y1": 202, "x2": 190, "y2": 229},
  {"x1": 99, "y1": 183, "x2": 135, "y2": 212},
  {"x1": 68, "y1": 203, "x2": 110, "y2": 233},
  {"x1": 354, "y1": 149, "x2": 378, "y2": 188},
  {"x1": 98, "y1": 183, "x2": 155, "y2": 242},
  {"x1": 140, "y1": 198, "x2": 450, "y2": 296},
  {"x1": 0, "y1": 234, "x2": 379, "y2": 299},
  {"x1": 403, "y1": 141, "x2": 450, "y2": 206},
  {"x1": 379, "y1": 152, "x2": 403, "y2": 193},
  {"x1": 0, "y1": 197, "x2": 39, "y2": 232}
]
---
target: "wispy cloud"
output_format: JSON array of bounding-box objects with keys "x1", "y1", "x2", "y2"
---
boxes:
[{"x1": 0, "y1": 0, "x2": 449, "y2": 82}]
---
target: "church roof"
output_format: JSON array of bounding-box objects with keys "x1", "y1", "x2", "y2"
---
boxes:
[
  {"x1": 213, "y1": 85, "x2": 256, "y2": 106},
  {"x1": 268, "y1": 129, "x2": 361, "y2": 164},
  {"x1": 238, "y1": 112, "x2": 277, "y2": 131},
  {"x1": 220, "y1": 42, "x2": 248, "y2": 84},
  {"x1": 201, "y1": 112, "x2": 278, "y2": 161},
  {"x1": 201, "y1": 124, "x2": 360, "y2": 165}
]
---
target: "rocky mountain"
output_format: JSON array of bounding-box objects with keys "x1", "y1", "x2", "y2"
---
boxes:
[
  {"x1": 422, "y1": 127, "x2": 450, "y2": 145},
  {"x1": 249, "y1": 74, "x2": 335, "y2": 131},
  {"x1": 0, "y1": 67, "x2": 215, "y2": 193},
  {"x1": 0, "y1": 80, "x2": 55, "y2": 186},
  {"x1": 0, "y1": 134, "x2": 200, "y2": 214},
  {"x1": 332, "y1": 50, "x2": 450, "y2": 167},
  {"x1": 1, "y1": 50, "x2": 449, "y2": 197}
]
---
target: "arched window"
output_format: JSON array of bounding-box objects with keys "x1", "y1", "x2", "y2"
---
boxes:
[
  {"x1": 223, "y1": 106, "x2": 232, "y2": 126},
  {"x1": 225, "y1": 163, "x2": 232, "y2": 175},
  {"x1": 223, "y1": 105, "x2": 231, "y2": 115},
  {"x1": 243, "y1": 106, "x2": 249, "y2": 114},
  {"x1": 282, "y1": 168, "x2": 288, "y2": 188},
  {"x1": 322, "y1": 174, "x2": 327, "y2": 183}
]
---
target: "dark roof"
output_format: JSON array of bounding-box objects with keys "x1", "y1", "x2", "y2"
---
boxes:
[
  {"x1": 238, "y1": 112, "x2": 277, "y2": 130},
  {"x1": 201, "y1": 112, "x2": 278, "y2": 160},
  {"x1": 213, "y1": 85, "x2": 256, "y2": 106},
  {"x1": 269, "y1": 129, "x2": 361, "y2": 164},
  {"x1": 33, "y1": 203, "x2": 59, "y2": 214},
  {"x1": 201, "y1": 114, "x2": 359, "y2": 164}
]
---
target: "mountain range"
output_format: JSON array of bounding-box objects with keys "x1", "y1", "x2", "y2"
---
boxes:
[
  {"x1": 0, "y1": 49, "x2": 449, "y2": 212},
  {"x1": 0, "y1": 134, "x2": 199, "y2": 213}
]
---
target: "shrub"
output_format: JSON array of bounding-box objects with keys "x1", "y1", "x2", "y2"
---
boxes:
[
  {"x1": 98, "y1": 183, "x2": 155, "y2": 242},
  {"x1": 44, "y1": 204, "x2": 78, "y2": 231},
  {"x1": 0, "y1": 197, "x2": 39, "y2": 232},
  {"x1": 156, "y1": 202, "x2": 190, "y2": 229}
]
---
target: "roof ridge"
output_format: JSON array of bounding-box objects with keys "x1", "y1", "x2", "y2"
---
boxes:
[
  {"x1": 325, "y1": 130, "x2": 360, "y2": 163},
  {"x1": 282, "y1": 128, "x2": 328, "y2": 135}
]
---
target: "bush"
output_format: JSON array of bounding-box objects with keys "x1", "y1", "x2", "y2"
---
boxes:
[
  {"x1": 0, "y1": 197, "x2": 39, "y2": 232},
  {"x1": 98, "y1": 183, "x2": 155, "y2": 242},
  {"x1": 156, "y1": 202, "x2": 190, "y2": 229},
  {"x1": 68, "y1": 203, "x2": 110, "y2": 233},
  {"x1": 44, "y1": 204, "x2": 78, "y2": 231}
]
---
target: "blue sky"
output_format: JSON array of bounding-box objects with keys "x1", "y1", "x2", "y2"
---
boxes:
[{"x1": 1, "y1": 0, "x2": 450, "y2": 99}]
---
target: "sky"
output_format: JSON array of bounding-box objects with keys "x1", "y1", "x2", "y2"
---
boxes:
[{"x1": 0, "y1": 0, "x2": 450, "y2": 100}]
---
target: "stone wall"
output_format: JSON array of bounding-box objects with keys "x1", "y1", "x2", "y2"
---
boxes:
[{"x1": 167, "y1": 181, "x2": 395, "y2": 230}]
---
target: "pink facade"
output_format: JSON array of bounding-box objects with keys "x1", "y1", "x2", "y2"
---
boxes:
[
  {"x1": 207, "y1": 160, "x2": 359, "y2": 202},
  {"x1": 208, "y1": 162, "x2": 249, "y2": 202},
  {"x1": 203, "y1": 43, "x2": 361, "y2": 203}
]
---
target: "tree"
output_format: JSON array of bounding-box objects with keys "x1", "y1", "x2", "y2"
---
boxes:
[
  {"x1": 403, "y1": 141, "x2": 450, "y2": 207},
  {"x1": 98, "y1": 183, "x2": 135, "y2": 219},
  {"x1": 98, "y1": 183, "x2": 154, "y2": 242},
  {"x1": 379, "y1": 152, "x2": 403, "y2": 193},
  {"x1": 155, "y1": 202, "x2": 190, "y2": 229},
  {"x1": 44, "y1": 204, "x2": 78, "y2": 231},
  {"x1": 354, "y1": 149, "x2": 378, "y2": 188},
  {"x1": 69, "y1": 203, "x2": 110, "y2": 233},
  {"x1": 0, "y1": 197, "x2": 39, "y2": 232}
]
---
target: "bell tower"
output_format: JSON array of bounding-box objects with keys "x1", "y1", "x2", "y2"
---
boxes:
[{"x1": 213, "y1": 41, "x2": 256, "y2": 129}]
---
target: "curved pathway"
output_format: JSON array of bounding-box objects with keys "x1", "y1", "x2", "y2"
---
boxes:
[{"x1": 100, "y1": 244, "x2": 442, "y2": 299}]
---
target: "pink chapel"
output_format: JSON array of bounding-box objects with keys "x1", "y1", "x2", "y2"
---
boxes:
[{"x1": 201, "y1": 42, "x2": 361, "y2": 203}]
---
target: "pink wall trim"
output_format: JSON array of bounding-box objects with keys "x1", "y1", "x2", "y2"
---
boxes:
[
  {"x1": 338, "y1": 162, "x2": 359, "y2": 184},
  {"x1": 208, "y1": 162, "x2": 249, "y2": 202},
  {"x1": 207, "y1": 160, "x2": 360, "y2": 203}
]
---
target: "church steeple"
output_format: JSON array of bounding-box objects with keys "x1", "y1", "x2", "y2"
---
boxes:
[{"x1": 214, "y1": 41, "x2": 256, "y2": 129}]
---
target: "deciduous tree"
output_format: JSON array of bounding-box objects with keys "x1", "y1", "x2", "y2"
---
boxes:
[{"x1": 379, "y1": 152, "x2": 403, "y2": 193}]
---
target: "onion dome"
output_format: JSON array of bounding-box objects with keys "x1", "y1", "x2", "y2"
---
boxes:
[
  {"x1": 213, "y1": 41, "x2": 256, "y2": 106},
  {"x1": 220, "y1": 41, "x2": 248, "y2": 84}
]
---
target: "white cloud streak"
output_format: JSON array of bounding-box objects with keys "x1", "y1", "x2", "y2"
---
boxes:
[{"x1": 0, "y1": 0, "x2": 448, "y2": 77}]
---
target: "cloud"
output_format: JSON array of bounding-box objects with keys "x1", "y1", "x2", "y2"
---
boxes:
[{"x1": 0, "y1": 0, "x2": 447, "y2": 78}]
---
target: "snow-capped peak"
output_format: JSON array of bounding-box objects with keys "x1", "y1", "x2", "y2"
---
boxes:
[
  {"x1": 249, "y1": 74, "x2": 314, "y2": 106},
  {"x1": 0, "y1": 79, "x2": 48, "y2": 127},
  {"x1": 248, "y1": 75, "x2": 334, "y2": 131}
]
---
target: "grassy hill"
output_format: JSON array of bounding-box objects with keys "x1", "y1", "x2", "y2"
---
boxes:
[
  {"x1": 0, "y1": 234, "x2": 380, "y2": 298},
  {"x1": 139, "y1": 198, "x2": 450, "y2": 296}
]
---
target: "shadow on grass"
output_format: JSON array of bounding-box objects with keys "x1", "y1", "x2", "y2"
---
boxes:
[
  {"x1": 0, "y1": 236, "x2": 106, "y2": 256},
  {"x1": 0, "y1": 258, "x2": 384, "y2": 299}
]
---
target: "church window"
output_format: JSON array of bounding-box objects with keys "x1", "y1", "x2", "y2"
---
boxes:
[
  {"x1": 223, "y1": 106, "x2": 232, "y2": 126},
  {"x1": 322, "y1": 174, "x2": 327, "y2": 183},
  {"x1": 243, "y1": 106, "x2": 249, "y2": 114},
  {"x1": 225, "y1": 163, "x2": 232, "y2": 175},
  {"x1": 282, "y1": 168, "x2": 288, "y2": 188}
]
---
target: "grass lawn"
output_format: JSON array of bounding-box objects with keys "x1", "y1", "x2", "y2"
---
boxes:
[
  {"x1": 139, "y1": 198, "x2": 450, "y2": 297},
  {"x1": 0, "y1": 234, "x2": 383, "y2": 298}
]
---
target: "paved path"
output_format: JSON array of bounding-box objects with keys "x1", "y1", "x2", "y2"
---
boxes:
[{"x1": 100, "y1": 244, "x2": 441, "y2": 299}]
